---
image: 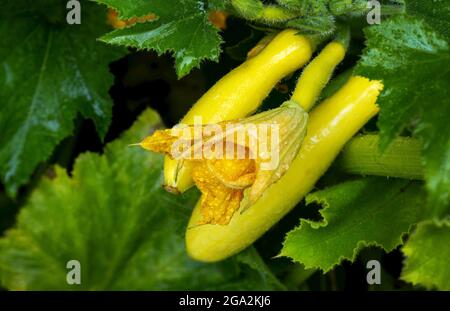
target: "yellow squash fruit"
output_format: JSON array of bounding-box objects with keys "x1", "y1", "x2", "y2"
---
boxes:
[
  {"x1": 186, "y1": 76, "x2": 383, "y2": 262},
  {"x1": 164, "y1": 29, "x2": 314, "y2": 193},
  {"x1": 292, "y1": 41, "x2": 346, "y2": 111}
]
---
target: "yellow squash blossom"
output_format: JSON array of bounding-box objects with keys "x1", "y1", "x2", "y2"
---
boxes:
[{"x1": 139, "y1": 102, "x2": 308, "y2": 225}]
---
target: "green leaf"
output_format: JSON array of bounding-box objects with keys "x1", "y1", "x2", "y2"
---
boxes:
[
  {"x1": 95, "y1": 0, "x2": 157, "y2": 19},
  {"x1": 355, "y1": 15, "x2": 450, "y2": 217},
  {"x1": 280, "y1": 177, "x2": 427, "y2": 272},
  {"x1": 0, "y1": 108, "x2": 280, "y2": 290},
  {"x1": 401, "y1": 219, "x2": 450, "y2": 290},
  {"x1": 0, "y1": 0, "x2": 123, "y2": 197},
  {"x1": 236, "y1": 247, "x2": 286, "y2": 290},
  {"x1": 286, "y1": 15, "x2": 336, "y2": 37},
  {"x1": 406, "y1": 0, "x2": 450, "y2": 41},
  {"x1": 96, "y1": 0, "x2": 222, "y2": 78},
  {"x1": 328, "y1": 0, "x2": 369, "y2": 16},
  {"x1": 207, "y1": 0, "x2": 229, "y2": 11}
]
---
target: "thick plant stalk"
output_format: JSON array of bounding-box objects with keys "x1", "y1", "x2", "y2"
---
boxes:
[
  {"x1": 164, "y1": 29, "x2": 314, "y2": 193},
  {"x1": 186, "y1": 76, "x2": 383, "y2": 262},
  {"x1": 337, "y1": 134, "x2": 424, "y2": 179}
]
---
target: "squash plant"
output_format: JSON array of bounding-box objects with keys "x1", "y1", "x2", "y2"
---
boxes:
[{"x1": 0, "y1": 0, "x2": 448, "y2": 290}]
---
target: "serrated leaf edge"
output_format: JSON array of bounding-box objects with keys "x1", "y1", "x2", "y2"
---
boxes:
[
  {"x1": 98, "y1": 15, "x2": 222, "y2": 78},
  {"x1": 400, "y1": 218, "x2": 450, "y2": 290},
  {"x1": 278, "y1": 185, "x2": 419, "y2": 273}
]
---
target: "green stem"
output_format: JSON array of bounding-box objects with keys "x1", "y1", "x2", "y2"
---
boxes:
[
  {"x1": 334, "y1": 23, "x2": 350, "y2": 50},
  {"x1": 231, "y1": 0, "x2": 297, "y2": 23},
  {"x1": 337, "y1": 134, "x2": 424, "y2": 180},
  {"x1": 284, "y1": 264, "x2": 316, "y2": 290}
]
